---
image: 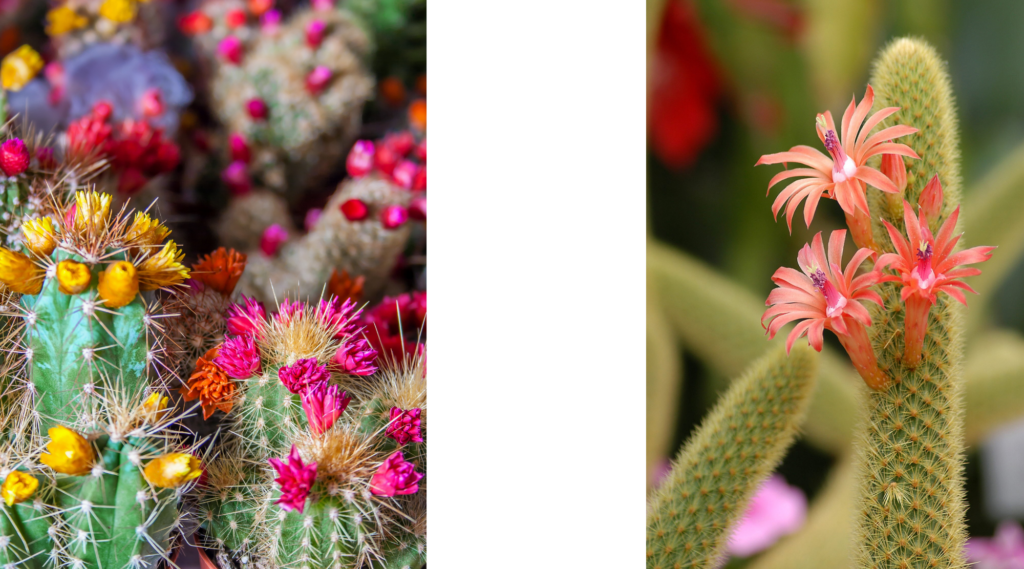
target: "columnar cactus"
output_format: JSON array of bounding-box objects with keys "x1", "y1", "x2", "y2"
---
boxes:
[
  {"x1": 216, "y1": 189, "x2": 295, "y2": 253},
  {"x1": 646, "y1": 346, "x2": 819, "y2": 569},
  {"x1": 202, "y1": 4, "x2": 374, "y2": 195},
  {"x1": 188, "y1": 294, "x2": 426, "y2": 568},
  {"x1": 0, "y1": 189, "x2": 200, "y2": 569}
]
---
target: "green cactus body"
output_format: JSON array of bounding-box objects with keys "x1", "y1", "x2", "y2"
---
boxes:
[
  {"x1": 0, "y1": 191, "x2": 197, "y2": 569},
  {"x1": 197, "y1": 303, "x2": 426, "y2": 568},
  {"x1": 646, "y1": 346, "x2": 819, "y2": 569},
  {"x1": 853, "y1": 38, "x2": 969, "y2": 569}
]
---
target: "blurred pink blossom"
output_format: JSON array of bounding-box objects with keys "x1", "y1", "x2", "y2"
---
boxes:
[
  {"x1": 966, "y1": 521, "x2": 1024, "y2": 569},
  {"x1": 727, "y1": 474, "x2": 806, "y2": 557}
]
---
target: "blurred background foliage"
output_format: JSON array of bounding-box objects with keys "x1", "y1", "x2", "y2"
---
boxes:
[{"x1": 647, "y1": 0, "x2": 1024, "y2": 547}]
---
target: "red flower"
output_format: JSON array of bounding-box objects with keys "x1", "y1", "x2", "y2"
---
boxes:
[
  {"x1": 386, "y1": 407, "x2": 423, "y2": 446},
  {"x1": 647, "y1": 0, "x2": 722, "y2": 169},
  {"x1": 269, "y1": 446, "x2": 317, "y2": 512},
  {"x1": 278, "y1": 358, "x2": 330, "y2": 394}
]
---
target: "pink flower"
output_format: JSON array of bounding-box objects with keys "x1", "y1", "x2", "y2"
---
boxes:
[
  {"x1": 214, "y1": 335, "x2": 262, "y2": 379},
  {"x1": 222, "y1": 161, "x2": 250, "y2": 195},
  {"x1": 386, "y1": 407, "x2": 423, "y2": 445},
  {"x1": 727, "y1": 474, "x2": 806, "y2": 557},
  {"x1": 340, "y1": 198, "x2": 369, "y2": 221},
  {"x1": 331, "y1": 339, "x2": 378, "y2": 376},
  {"x1": 247, "y1": 98, "x2": 269, "y2": 120},
  {"x1": 346, "y1": 140, "x2": 375, "y2": 177},
  {"x1": 304, "y1": 208, "x2": 322, "y2": 231},
  {"x1": 392, "y1": 160, "x2": 419, "y2": 189},
  {"x1": 278, "y1": 358, "x2": 330, "y2": 394},
  {"x1": 306, "y1": 20, "x2": 327, "y2": 48},
  {"x1": 315, "y1": 297, "x2": 360, "y2": 339},
  {"x1": 369, "y1": 451, "x2": 422, "y2": 497},
  {"x1": 274, "y1": 298, "x2": 305, "y2": 326},
  {"x1": 229, "y1": 133, "x2": 251, "y2": 163},
  {"x1": 756, "y1": 85, "x2": 919, "y2": 249},
  {"x1": 381, "y1": 205, "x2": 408, "y2": 229},
  {"x1": 225, "y1": 296, "x2": 267, "y2": 337},
  {"x1": 301, "y1": 383, "x2": 351, "y2": 435},
  {"x1": 261, "y1": 9, "x2": 282, "y2": 34},
  {"x1": 966, "y1": 521, "x2": 1024, "y2": 569},
  {"x1": 218, "y1": 37, "x2": 243, "y2": 64},
  {"x1": 763, "y1": 230, "x2": 888, "y2": 390},
  {"x1": 877, "y1": 176, "x2": 995, "y2": 366},
  {"x1": 260, "y1": 224, "x2": 289, "y2": 256},
  {"x1": 269, "y1": 445, "x2": 317, "y2": 512},
  {"x1": 306, "y1": 66, "x2": 332, "y2": 95}
]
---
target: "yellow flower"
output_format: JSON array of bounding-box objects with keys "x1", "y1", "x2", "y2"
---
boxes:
[
  {"x1": 99, "y1": 0, "x2": 137, "y2": 23},
  {"x1": 40, "y1": 426, "x2": 94, "y2": 476},
  {"x1": 97, "y1": 261, "x2": 139, "y2": 308},
  {"x1": 142, "y1": 392, "x2": 169, "y2": 413},
  {"x1": 138, "y1": 241, "x2": 189, "y2": 291},
  {"x1": 1, "y1": 471, "x2": 38, "y2": 506},
  {"x1": 124, "y1": 212, "x2": 170, "y2": 248},
  {"x1": 74, "y1": 191, "x2": 112, "y2": 234},
  {"x1": 142, "y1": 454, "x2": 202, "y2": 488},
  {"x1": 22, "y1": 217, "x2": 57, "y2": 257},
  {"x1": 46, "y1": 6, "x2": 88, "y2": 36},
  {"x1": 0, "y1": 248, "x2": 43, "y2": 295},
  {"x1": 57, "y1": 260, "x2": 92, "y2": 295},
  {"x1": 1, "y1": 45, "x2": 43, "y2": 92}
]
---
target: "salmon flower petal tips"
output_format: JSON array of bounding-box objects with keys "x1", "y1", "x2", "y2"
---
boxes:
[
  {"x1": 763, "y1": 230, "x2": 890, "y2": 390},
  {"x1": 181, "y1": 348, "x2": 236, "y2": 420},
  {"x1": 755, "y1": 85, "x2": 919, "y2": 247},
  {"x1": 137, "y1": 240, "x2": 190, "y2": 291},
  {"x1": 192, "y1": 248, "x2": 247, "y2": 295},
  {"x1": 1, "y1": 472, "x2": 38, "y2": 507},
  {"x1": 1, "y1": 45, "x2": 44, "y2": 92},
  {"x1": 269, "y1": 446, "x2": 317, "y2": 513},
  {"x1": 877, "y1": 176, "x2": 996, "y2": 367},
  {"x1": 56, "y1": 260, "x2": 92, "y2": 295},
  {"x1": 22, "y1": 217, "x2": 57, "y2": 257},
  {"x1": 40, "y1": 426, "x2": 95, "y2": 476},
  {"x1": 0, "y1": 248, "x2": 44, "y2": 295},
  {"x1": 142, "y1": 454, "x2": 203, "y2": 488},
  {"x1": 97, "y1": 261, "x2": 139, "y2": 308}
]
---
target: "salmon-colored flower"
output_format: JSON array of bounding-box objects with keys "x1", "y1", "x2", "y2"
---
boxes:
[
  {"x1": 191, "y1": 248, "x2": 247, "y2": 296},
  {"x1": 328, "y1": 269, "x2": 364, "y2": 303},
  {"x1": 181, "y1": 348, "x2": 236, "y2": 420},
  {"x1": 40, "y1": 426, "x2": 95, "y2": 475},
  {"x1": 756, "y1": 85, "x2": 919, "y2": 249},
  {"x1": 877, "y1": 176, "x2": 995, "y2": 367},
  {"x1": 763, "y1": 230, "x2": 888, "y2": 390}
]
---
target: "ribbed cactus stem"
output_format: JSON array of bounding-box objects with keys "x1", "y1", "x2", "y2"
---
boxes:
[
  {"x1": 854, "y1": 38, "x2": 969, "y2": 569},
  {"x1": 646, "y1": 346, "x2": 819, "y2": 569}
]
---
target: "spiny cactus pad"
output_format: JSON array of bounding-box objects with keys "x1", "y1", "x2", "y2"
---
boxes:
[{"x1": 646, "y1": 346, "x2": 818, "y2": 569}]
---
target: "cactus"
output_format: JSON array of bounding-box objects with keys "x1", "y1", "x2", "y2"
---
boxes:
[
  {"x1": 216, "y1": 189, "x2": 295, "y2": 253},
  {"x1": 0, "y1": 189, "x2": 199, "y2": 569},
  {"x1": 239, "y1": 174, "x2": 413, "y2": 304},
  {"x1": 848, "y1": 38, "x2": 971, "y2": 569},
  {"x1": 44, "y1": 0, "x2": 168, "y2": 58},
  {"x1": 646, "y1": 345, "x2": 818, "y2": 569},
  {"x1": 189, "y1": 293, "x2": 426, "y2": 568},
  {"x1": 207, "y1": 5, "x2": 374, "y2": 196},
  {"x1": 963, "y1": 331, "x2": 1024, "y2": 446}
]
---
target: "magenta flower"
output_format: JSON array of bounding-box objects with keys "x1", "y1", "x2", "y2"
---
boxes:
[
  {"x1": 274, "y1": 298, "x2": 305, "y2": 327},
  {"x1": 269, "y1": 445, "x2": 317, "y2": 513},
  {"x1": 214, "y1": 335, "x2": 262, "y2": 379},
  {"x1": 369, "y1": 451, "x2": 422, "y2": 497},
  {"x1": 278, "y1": 358, "x2": 330, "y2": 394},
  {"x1": 966, "y1": 521, "x2": 1024, "y2": 569},
  {"x1": 331, "y1": 339, "x2": 378, "y2": 376},
  {"x1": 346, "y1": 140, "x2": 375, "y2": 177},
  {"x1": 225, "y1": 296, "x2": 267, "y2": 337},
  {"x1": 386, "y1": 407, "x2": 423, "y2": 445},
  {"x1": 301, "y1": 383, "x2": 351, "y2": 435},
  {"x1": 315, "y1": 297, "x2": 361, "y2": 339},
  {"x1": 727, "y1": 474, "x2": 806, "y2": 557},
  {"x1": 218, "y1": 37, "x2": 243, "y2": 64},
  {"x1": 260, "y1": 224, "x2": 289, "y2": 256}
]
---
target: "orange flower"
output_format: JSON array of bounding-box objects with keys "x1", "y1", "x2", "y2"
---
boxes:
[
  {"x1": 408, "y1": 99, "x2": 426, "y2": 132},
  {"x1": 327, "y1": 269, "x2": 364, "y2": 303},
  {"x1": 180, "y1": 347, "x2": 235, "y2": 420},
  {"x1": 191, "y1": 248, "x2": 247, "y2": 296}
]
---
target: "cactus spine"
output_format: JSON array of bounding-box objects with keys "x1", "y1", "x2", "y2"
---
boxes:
[
  {"x1": 853, "y1": 38, "x2": 969, "y2": 569},
  {"x1": 646, "y1": 345, "x2": 819, "y2": 569},
  {"x1": 194, "y1": 296, "x2": 425, "y2": 568},
  {"x1": 0, "y1": 189, "x2": 197, "y2": 569}
]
